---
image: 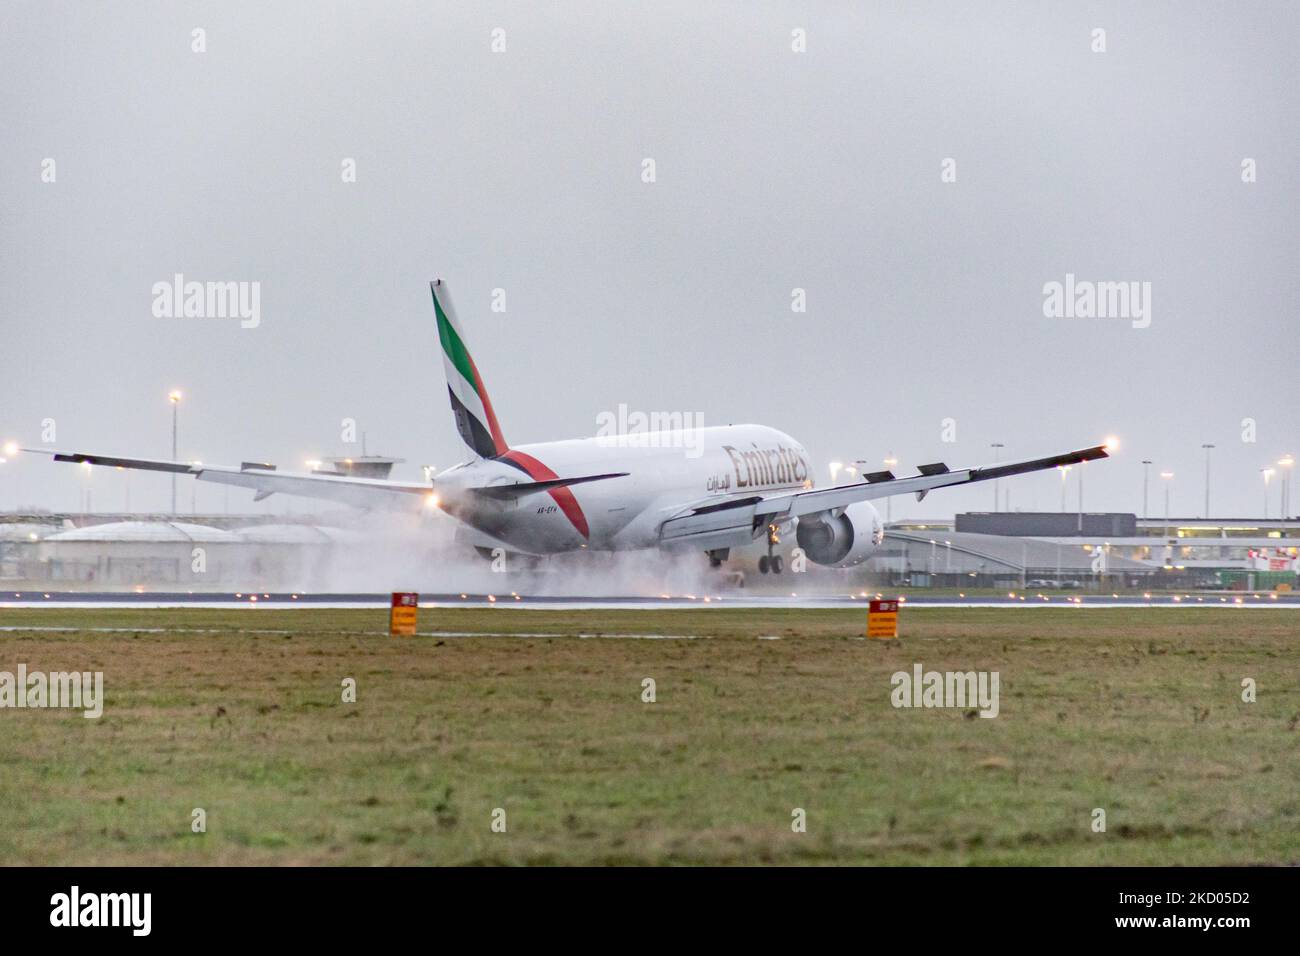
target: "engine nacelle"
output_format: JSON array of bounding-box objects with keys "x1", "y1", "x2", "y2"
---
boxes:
[{"x1": 795, "y1": 500, "x2": 883, "y2": 568}]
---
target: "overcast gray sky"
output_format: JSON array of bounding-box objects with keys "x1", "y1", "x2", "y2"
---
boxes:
[{"x1": 2, "y1": 1, "x2": 1297, "y2": 520}]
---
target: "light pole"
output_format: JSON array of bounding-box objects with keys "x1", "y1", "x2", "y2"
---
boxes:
[
  {"x1": 1161, "y1": 471, "x2": 1174, "y2": 539},
  {"x1": 1262, "y1": 468, "x2": 1274, "y2": 519},
  {"x1": 883, "y1": 455, "x2": 898, "y2": 522},
  {"x1": 1141, "y1": 459, "x2": 1152, "y2": 522},
  {"x1": 1201, "y1": 444, "x2": 1214, "y2": 519},
  {"x1": 1058, "y1": 464, "x2": 1070, "y2": 512},
  {"x1": 168, "y1": 390, "x2": 183, "y2": 514},
  {"x1": 1280, "y1": 455, "x2": 1295, "y2": 518},
  {"x1": 990, "y1": 443, "x2": 1004, "y2": 512},
  {"x1": 1077, "y1": 461, "x2": 1085, "y2": 532}
]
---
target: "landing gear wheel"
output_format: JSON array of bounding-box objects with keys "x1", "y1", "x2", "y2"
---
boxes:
[{"x1": 762, "y1": 522, "x2": 782, "y2": 575}]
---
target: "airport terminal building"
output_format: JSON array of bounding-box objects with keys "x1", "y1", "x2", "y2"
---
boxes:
[
  {"x1": 874, "y1": 512, "x2": 1299, "y2": 590},
  {"x1": 0, "y1": 514, "x2": 373, "y2": 591}
]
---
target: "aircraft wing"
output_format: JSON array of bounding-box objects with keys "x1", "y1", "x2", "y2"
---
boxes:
[
  {"x1": 27, "y1": 449, "x2": 631, "y2": 512},
  {"x1": 26, "y1": 449, "x2": 435, "y2": 511},
  {"x1": 659, "y1": 443, "x2": 1110, "y2": 550}
]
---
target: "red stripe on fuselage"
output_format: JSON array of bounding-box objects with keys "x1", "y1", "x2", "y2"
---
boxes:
[{"x1": 499, "y1": 449, "x2": 591, "y2": 539}]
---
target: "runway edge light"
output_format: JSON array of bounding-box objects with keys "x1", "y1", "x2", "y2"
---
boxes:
[
  {"x1": 390, "y1": 592, "x2": 419, "y2": 637},
  {"x1": 867, "y1": 598, "x2": 899, "y2": 639}
]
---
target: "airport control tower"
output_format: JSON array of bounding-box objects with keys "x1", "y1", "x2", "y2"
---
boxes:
[
  {"x1": 314, "y1": 455, "x2": 405, "y2": 480},
  {"x1": 310, "y1": 432, "x2": 407, "y2": 480}
]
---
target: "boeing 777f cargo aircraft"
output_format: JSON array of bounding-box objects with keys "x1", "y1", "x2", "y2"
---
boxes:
[{"x1": 27, "y1": 281, "x2": 1111, "y2": 574}]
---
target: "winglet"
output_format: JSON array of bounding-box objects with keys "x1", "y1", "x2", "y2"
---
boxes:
[{"x1": 972, "y1": 444, "x2": 1108, "y2": 482}]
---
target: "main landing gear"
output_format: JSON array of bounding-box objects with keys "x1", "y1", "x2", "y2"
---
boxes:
[
  {"x1": 757, "y1": 522, "x2": 784, "y2": 574},
  {"x1": 705, "y1": 549, "x2": 746, "y2": 587}
]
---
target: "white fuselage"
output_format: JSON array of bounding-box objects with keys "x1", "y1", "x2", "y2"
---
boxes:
[{"x1": 435, "y1": 424, "x2": 812, "y2": 555}]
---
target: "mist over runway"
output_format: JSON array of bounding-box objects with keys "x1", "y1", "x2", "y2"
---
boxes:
[{"x1": 3, "y1": 591, "x2": 1298, "y2": 611}]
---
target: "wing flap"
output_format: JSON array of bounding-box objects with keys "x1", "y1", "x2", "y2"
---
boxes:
[{"x1": 660, "y1": 505, "x2": 763, "y2": 550}]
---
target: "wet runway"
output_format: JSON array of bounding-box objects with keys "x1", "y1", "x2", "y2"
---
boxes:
[{"x1": 1, "y1": 590, "x2": 1297, "y2": 610}]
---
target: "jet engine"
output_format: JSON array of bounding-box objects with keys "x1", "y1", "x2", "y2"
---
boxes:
[{"x1": 794, "y1": 500, "x2": 884, "y2": 568}]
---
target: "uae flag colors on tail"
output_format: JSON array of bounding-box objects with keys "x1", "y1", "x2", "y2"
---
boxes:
[{"x1": 432, "y1": 280, "x2": 508, "y2": 459}]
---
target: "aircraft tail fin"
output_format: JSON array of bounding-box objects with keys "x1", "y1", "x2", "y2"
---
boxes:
[{"x1": 431, "y1": 279, "x2": 509, "y2": 458}]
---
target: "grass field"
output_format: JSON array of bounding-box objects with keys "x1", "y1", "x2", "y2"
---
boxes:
[{"x1": 0, "y1": 606, "x2": 1296, "y2": 865}]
